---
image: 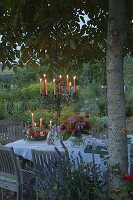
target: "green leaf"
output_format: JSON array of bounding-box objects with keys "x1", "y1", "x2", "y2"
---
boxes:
[
  {"x1": 70, "y1": 40, "x2": 76, "y2": 50},
  {"x1": 13, "y1": 66, "x2": 17, "y2": 73}
]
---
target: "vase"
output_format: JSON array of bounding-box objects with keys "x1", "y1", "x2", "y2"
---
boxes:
[{"x1": 69, "y1": 135, "x2": 85, "y2": 147}]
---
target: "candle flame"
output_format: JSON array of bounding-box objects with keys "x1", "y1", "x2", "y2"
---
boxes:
[
  {"x1": 69, "y1": 82, "x2": 71, "y2": 86},
  {"x1": 73, "y1": 76, "x2": 76, "y2": 80},
  {"x1": 59, "y1": 75, "x2": 62, "y2": 79},
  {"x1": 31, "y1": 113, "x2": 34, "y2": 116},
  {"x1": 43, "y1": 74, "x2": 46, "y2": 78},
  {"x1": 40, "y1": 78, "x2": 42, "y2": 82},
  {"x1": 67, "y1": 74, "x2": 69, "y2": 78},
  {"x1": 53, "y1": 79, "x2": 55, "y2": 82}
]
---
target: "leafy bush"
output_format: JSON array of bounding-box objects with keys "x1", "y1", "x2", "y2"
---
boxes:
[
  {"x1": 125, "y1": 93, "x2": 133, "y2": 116},
  {"x1": 96, "y1": 96, "x2": 107, "y2": 116},
  {"x1": 0, "y1": 101, "x2": 6, "y2": 119}
]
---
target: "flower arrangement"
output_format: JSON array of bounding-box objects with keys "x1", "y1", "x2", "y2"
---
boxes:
[
  {"x1": 25, "y1": 125, "x2": 48, "y2": 141},
  {"x1": 59, "y1": 114, "x2": 91, "y2": 140}
]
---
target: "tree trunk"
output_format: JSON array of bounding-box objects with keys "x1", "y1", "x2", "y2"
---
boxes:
[{"x1": 106, "y1": 0, "x2": 128, "y2": 196}]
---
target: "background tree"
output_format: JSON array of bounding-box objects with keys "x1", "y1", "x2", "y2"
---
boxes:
[{"x1": 107, "y1": 0, "x2": 128, "y2": 195}]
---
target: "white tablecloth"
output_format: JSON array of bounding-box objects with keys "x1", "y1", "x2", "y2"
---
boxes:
[
  {"x1": 5, "y1": 138, "x2": 107, "y2": 172},
  {"x1": 5, "y1": 136, "x2": 131, "y2": 173}
]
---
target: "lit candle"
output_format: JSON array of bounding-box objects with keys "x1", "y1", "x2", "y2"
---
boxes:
[
  {"x1": 45, "y1": 79, "x2": 48, "y2": 95},
  {"x1": 40, "y1": 78, "x2": 42, "y2": 95},
  {"x1": 40, "y1": 118, "x2": 43, "y2": 130},
  {"x1": 34, "y1": 122, "x2": 36, "y2": 127},
  {"x1": 69, "y1": 82, "x2": 71, "y2": 95},
  {"x1": 66, "y1": 75, "x2": 69, "y2": 94},
  {"x1": 43, "y1": 74, "x2": 46, "y2": 96},
  {"x1": 53, "y1": 79, "x2": 56, "y2": 95},
  {"x1": 73, "y1": 76, "x2": 76, "y2": 94},
  {"x1": 59, "y1": 75, "x2": 62, "y2": 95},
  {"x1": 31, "y1": 113, "x2": 34, "y2": 127},
  {"x1": 50, "y1": 120, "x2": 52, "y2": 127}
]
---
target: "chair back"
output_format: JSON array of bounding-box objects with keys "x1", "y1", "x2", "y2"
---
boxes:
[
  {"x1": 32, "y1": 150, "x2": 60, "y2": 171},
  {"x1": 0, "y1": 146, "x2": 21, "y2": 182},
  {"x1": 0, "y1": 122, "x2": 24, "y2": 145}
]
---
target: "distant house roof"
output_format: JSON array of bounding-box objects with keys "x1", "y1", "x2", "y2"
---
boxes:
[{"x1": 0, "y1": 64, "x2": 15, "y2": 78}]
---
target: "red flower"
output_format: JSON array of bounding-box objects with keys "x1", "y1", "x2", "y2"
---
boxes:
[
  {"x1": 34, "y1": 132, "x2": 39, "y2": 138},
  {"x1": 121, "y1": 173, "x2": 133, "y2": 181},
  {"x1": 42, "y1": 130, "x2": 48, "y2": 135},
  {"x1": 85, "y1": 114, "x2": 89, "y2": 118},
  {"x1": 84, "y1": 123, "x2": 91, "y2": 129},
  {"x1": 61, "y1": 125, "x2": 66, "y2": 130}
]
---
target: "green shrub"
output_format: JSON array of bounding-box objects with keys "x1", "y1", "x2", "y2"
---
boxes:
[
  {"x1": 96, "y1": 96, "x2": 107, "y2": 116},
  {"x1": 125, "y1": 93, "x2": 133, "y2": 116},
  {"x1": 0, "y1": 101, "x2": 6, "y2": 119}
]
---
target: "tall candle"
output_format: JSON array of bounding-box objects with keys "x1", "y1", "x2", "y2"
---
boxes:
[
  {"x1": 31, "y1": 113, "x2": 34, "y2": 127},
  {"x1": 66, "y1": 75, "x2": 69, "y2": 94},
  {"x1": 40, "y1": 78, "x2": 42, "y2": 95},
  {"x1": 50, "y1": 120, "x2": 52, "y2": 128},
  {"x1": 43, "y1": 74, "x2": 46, "y2": 96},
  {"x1": 59, "y1": 75, "x2": 62, "y2": 95},
  {"x1": 45, "y1": 79, "x2": 48, "y2": 95},
  {"x1": 40, "y1": 118, "x2": 43, "y2": 130},
  {"x1": 69, "y1": 82, "x2": 71, "y2": 95},
  {"x1": 73, "y1": 76, "x2": 76, "y2": 94},
  {"x1": 53, "y1": 79, "x2": 56, "y2": 95}
]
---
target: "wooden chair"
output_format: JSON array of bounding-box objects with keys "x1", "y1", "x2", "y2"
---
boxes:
[
  {"x1": 0, "y1": 146, "x2": 34, "y2": 200},
  {"x1": 32, "y1": 149, "x2": 61, "y2": 170},
  {"x1": 0, "y1": 122, "x2": 24, "y2": 145},
  {"x1": 32, "y1": 149, "x2": 67, "y2": 199}
]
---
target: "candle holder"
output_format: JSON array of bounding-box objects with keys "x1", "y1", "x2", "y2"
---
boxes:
[
  {"x1": 40, "y1": 84, "x2": 79, "y2": 119},
  {"x1": 40, "y1": 74, "x2": 79, "y2": 119}
]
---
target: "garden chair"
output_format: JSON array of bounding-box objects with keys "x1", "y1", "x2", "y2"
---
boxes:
[
  {"x1": 0, "y1": 146, "x2": 35, "y2": 200},
  {"x1": 32, "y1": 149, "x2": 68, "y2": 199},
  {"x1": 0, "y1": 122, "x2": 24, "y2": 145},
  {"x1": 32, "y1": 149, "x2": 62, "y2": 170}
]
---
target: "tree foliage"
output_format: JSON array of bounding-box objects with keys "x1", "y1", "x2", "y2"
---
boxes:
[{"x1": 0, "y1": 1, "x2": 115, "y2": 69}]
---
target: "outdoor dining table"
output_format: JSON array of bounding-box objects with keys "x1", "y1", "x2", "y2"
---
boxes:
[
  {"x1": 5, "y1": 135, "x2": 132, "y2": 173},
  {"x1": 5, "y1": 136, "x2": 108, "y2": 173}
]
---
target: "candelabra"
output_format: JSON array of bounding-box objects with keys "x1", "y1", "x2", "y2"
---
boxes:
[{"x1": 39, "y1": 74, "x2": 79, "y2": 119}]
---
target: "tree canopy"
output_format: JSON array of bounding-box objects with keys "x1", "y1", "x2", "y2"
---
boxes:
[{"x1": 0, "y1": 0, "x2": 132, "y2": 71}]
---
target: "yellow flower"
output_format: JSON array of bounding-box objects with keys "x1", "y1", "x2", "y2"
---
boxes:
[{"x1": 121, "y1": 127, "x2": 127, "y2": 134}]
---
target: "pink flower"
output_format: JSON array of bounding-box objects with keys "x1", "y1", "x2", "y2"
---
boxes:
[{"x1": 34, "y1": 132, "x2": 39, "y2": 138}]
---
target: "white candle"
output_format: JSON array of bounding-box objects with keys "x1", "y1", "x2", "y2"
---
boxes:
[
  {"x1": 66, "y1": 75, "x2": 69, "y2": 94},
  {"x1": 31, "y1": 113, "x2": 34, "y2": 127},
  {"x1": 73, "y1": 76, "x2": 76, "y2": 93},
  {"x1": 50, "y1": 120, "x2": 52, "y2": 127},
  {"x1": 45, "y1": 79, "x2": 48, "y2": 95},
  {"x1": 43, "y1": 74, "x2": 46, "y2": 96},
  {"x1": 59, "y1": 75, "x2": 62, "y2": 95}
]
